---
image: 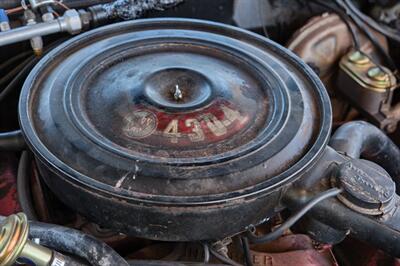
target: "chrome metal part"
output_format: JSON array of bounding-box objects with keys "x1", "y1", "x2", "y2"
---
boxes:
[
  {"x1": 27, "y1": 0, "x2": 56, "y2": 9},
  {"x1": 0, "y1": 9, "x2": 82, "y2": 47}
]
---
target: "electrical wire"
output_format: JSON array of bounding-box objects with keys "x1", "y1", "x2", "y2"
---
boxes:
[
  {"x1": 0, "y1": 56, "x2": 33, "y2": 88},
  {"x1": 342, "y1": 0, "x2": 400, "y2": 43},
  {"x1": 0, "y1": 51, "x2": 32, "y2": 73},
  {"x1": 0, "y1": 56, "x2": 39, "y2": 102},
  {"x1": 246, "y1": 188, "x2": 342, "y2": 244},
  {"x1": 335, "y1": 0, "x2": 397, "y2": 72},
  {"x1": 202, "y1": 243, "x2": 210, "y2": 263},
  {"x1": 0, "y1": 38, "x2": 68, "y2": 103},
  {"x1": 311, "y1": 0, "x2": 360, "y2": 50},
  {"x1": 208, "y1": 246, "x2": 242, "y2": 266},
  {"x1": 241, "y1": 237, "x2": 253, "y2": 266}
]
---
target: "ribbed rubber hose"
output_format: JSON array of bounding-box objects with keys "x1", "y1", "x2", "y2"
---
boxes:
[{"x1": 330, "y1": 121, "x2": 400, "y2": 191}]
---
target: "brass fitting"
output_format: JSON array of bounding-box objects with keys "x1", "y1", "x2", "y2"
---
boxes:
[
  {"x1": 348, "y1": 50, "x2": 370, "y2": 65},
  {"x1": 368, "y1": 67, "x2": 389, "y2": 83},
  {"x1": 340, "y1": 50, "x2": 396, "y2": 92},
  {"x1": 0, "y1": 213, "x2": 53, "y2": 266}
]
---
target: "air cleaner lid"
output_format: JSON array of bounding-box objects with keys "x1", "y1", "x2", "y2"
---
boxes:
[{"x1": 19, "y1": 19, "x2": 331, "y2": 203}]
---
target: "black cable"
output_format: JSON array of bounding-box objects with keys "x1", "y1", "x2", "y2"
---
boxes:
[
  {"x1": 0, "y1": 56, "x2": 33, "y2": 88},
  {"x1": 0, "y1": 56, "x2": 39, "y2": 102},
  {"x1": 0, "y1": 130, "x2": 26, "y2": 151},
  {"x1": 335, "y1": 0, "x2": 397, "y2": 72},
  {"x1": 17, "y1": 151, "x2": 38, "y2": 221},
  {"x1": 0, "y1": 51, "x2": 32, "y2": 73},
  {"x1": 342, "y1": 0, "x2": 400, "y2": 43},
  {"x1": 203, "y1": 243, "x2": 210, "y2": 264},
  {"x1": 246, "y1": 188, "x2": 342, "y2": 244},
  {"x1": 0, "y1": 38, "x2": 68, "y2": 103},
  {"x1": 312, "y1": 0, "x2": 360, "y2": 50},
  {"x1": 241, "y1": 237, "x2": 253, "y2": 266},
  {"x1": 208, "y1": 246, "x2": 242, "y2": 266}
]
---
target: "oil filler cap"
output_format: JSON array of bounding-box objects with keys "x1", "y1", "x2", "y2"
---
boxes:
[{"x1": 335, "y1": 159, "x2": 396, "y2": 215}]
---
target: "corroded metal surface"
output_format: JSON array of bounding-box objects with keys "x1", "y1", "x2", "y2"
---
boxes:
[
  {"x1": 250, "y1": 234, "x2": 337, "y2": 266},
  {"x1": 287, "y1": 13, "x2": 388, "y2": 123}
]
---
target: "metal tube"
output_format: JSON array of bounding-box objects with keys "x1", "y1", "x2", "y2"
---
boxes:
[
  {"x1": 0, "y1": 10, "x2": 81, "y2": 47},
  {"x1": 0, "y1": 20, "x2": 61, "y2": 47},
  {"x1": 20, "y1": 240, "x2": 53, "y2": 266}
]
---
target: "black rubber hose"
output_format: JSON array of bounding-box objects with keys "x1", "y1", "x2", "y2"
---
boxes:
[
  {"x1": 28, "y1": 221, "x2": 129, "y2": 266},
  {"x1": 17, "y1": 151, "x2": 38, "y2": 221},
  {"x1": 330, "y1": 121, "x2": 400, "y2": 191},
  {"x1": 0, "y1": 215, "x2": 128, "y2": 266},
  {"x1": 0, "y1": 130, "x2": 25, "y2": 151}
]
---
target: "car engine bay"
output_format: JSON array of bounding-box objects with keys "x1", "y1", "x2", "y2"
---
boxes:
[{"x1": 1, "y1": 0, "x2": 400, "y2": 265}]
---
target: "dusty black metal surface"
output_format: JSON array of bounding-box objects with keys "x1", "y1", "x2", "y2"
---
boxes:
[
  {"x1": 18, "y1": 18, "x2": 331, "y2": 241},
  {"x1": 334, "y1": 159, "x2": 396, "y2": 215}
]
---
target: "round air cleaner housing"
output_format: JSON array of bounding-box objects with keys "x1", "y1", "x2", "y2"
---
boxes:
[{"x1": 19, "y1": 18, "x2": 331, "y2": 241}]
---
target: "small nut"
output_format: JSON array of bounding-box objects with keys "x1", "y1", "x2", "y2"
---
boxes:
[{"x1": 61, "y1": 9, "x2": 82, "y2": 35}]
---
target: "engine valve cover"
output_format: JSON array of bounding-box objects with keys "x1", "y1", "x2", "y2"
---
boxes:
[{"x1": 19, "y1": 18, "x2": 331, "y2": 241}]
